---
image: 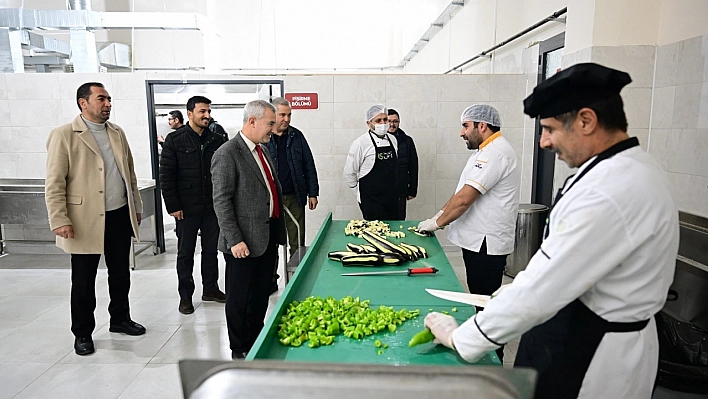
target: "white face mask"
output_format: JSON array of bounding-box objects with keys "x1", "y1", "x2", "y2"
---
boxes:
[{"x1": 372, "y1": 123, "x2": 388, "y2": 136}]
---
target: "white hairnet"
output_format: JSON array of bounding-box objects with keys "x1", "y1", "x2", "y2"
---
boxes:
[
  {"x1": 460, "y1": 104, "x2": 501, "y2": 126},
  {"x1": 366, "y1": 104, "x2": 387, "y2": 121}
]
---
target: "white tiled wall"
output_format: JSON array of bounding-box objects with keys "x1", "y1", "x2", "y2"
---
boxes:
[
  {"x1": 0, "y1": 72, "x2": 535, "y2": 250},
  {"x1": 557, "y1": 45, "x2": 658, "y2": 194},
  {"x1": 650, "y1": 34, "x2": 708, "y2": 218},
  {"x1": 558, "y1": 37, "x2": 708, "y2": 219},
  {"x1": 3, "y1": 34, "x2": 707, "y2": 244},
  {"x1": 280, "y1": 74, "x2": 536, "y2": 246}
]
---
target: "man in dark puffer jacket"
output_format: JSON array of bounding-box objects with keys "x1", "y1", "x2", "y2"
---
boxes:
[
  {"x1": 264, "y1": 97, "x2": 320, "y2": 256},
  {"x1": 387, "y1": 109, "x2": 419, "y2": 220},
  {"x1": 264, "y1": 97, "x2": 319, "y2": 293},
  {"x1": 160, "y1": 96, "x2": 227, "y2": 314}
]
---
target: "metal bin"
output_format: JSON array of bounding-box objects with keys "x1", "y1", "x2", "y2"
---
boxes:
[{"x1": 505, "y1": 204, "x2": 549, "y2": 277}]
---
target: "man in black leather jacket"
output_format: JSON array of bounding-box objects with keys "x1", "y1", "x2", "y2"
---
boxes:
[
  {"x1": 388, "y1": 109, "x2": 419, "y2": 219},
  {"x1": 160, "y1": 96, "x2": 227, "y2": 314}
]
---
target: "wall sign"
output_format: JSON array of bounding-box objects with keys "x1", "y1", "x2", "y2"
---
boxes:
[{"x1": 285, "y1": 93, "x2": 319, "y2": 109}]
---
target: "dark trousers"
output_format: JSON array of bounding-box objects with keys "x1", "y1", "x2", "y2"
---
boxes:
[
  {"x1": 176, "y1": 208, "x2": 220, "y2": 298},
  {"x1": 397, "y1": 197, "x2": 407, "y2": 220},
  {"x1": 462, "y1": 239, "x2": 508, "y2": 296},
  {"x1": 70, "y1": 205, "x2": 132, "y2": 338},
  {"x1": 224, "y1": 222, "x2": 278, "y2": 353},
  {"x1": 462, "y1": 239, "x2": 508, "y2": 361}
]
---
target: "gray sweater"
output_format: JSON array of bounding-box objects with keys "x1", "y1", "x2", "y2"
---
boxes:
[{"x1": 83, "y1": 117, "x2": 128, "y2": 211}]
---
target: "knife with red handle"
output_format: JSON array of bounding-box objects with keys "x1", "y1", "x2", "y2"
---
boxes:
[{"x1": 341, "y1": 267, "x2": 439, "y2": 276}]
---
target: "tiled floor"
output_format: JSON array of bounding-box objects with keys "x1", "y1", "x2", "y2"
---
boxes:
[{"x1": 0, "y1": 233, "x2": 517, "y2": 399}]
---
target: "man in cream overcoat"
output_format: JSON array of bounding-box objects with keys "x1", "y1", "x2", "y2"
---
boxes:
[{"x1": 45, "y1": 82, "x2": 146, "y2": 356}]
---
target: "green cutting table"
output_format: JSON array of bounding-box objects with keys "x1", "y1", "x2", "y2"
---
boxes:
[{"x1": 247, "y1": 213, "x2": 500, "y2": 366}]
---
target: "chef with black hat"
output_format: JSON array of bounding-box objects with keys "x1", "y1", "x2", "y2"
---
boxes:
[{"x1": 423, "y1": 63, "x2": 679, "y2": 398}]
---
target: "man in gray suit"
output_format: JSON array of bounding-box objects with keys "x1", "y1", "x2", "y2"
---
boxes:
[{"x1": 211, "y1": 100, "x2": 286, "y2": 359}]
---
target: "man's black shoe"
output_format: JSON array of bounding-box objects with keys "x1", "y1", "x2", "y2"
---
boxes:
[
  {"x1": 202, "y1": 290, "x2": 226, "y2": 303},
  {"x1": 179, "y1": 298, "x2": 194, "y2": 314},
  {"x1": 109, "y1": 320, "x2": 146, "y2": 336},
  {"x1": 231, "y1": 351, "x2": 247, "y2": 360},
  {"x1": 74, "y1": 336, "x2": 95, "y2": 356}
]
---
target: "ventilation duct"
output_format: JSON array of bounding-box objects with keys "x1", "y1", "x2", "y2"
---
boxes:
[
  {"x1": 0, "y1": 9, "x2": 208, "y2": 31},
  {"x1": 0, "y1": 28, "x2": 24, "y2": 73},
  {"x1": 23, "y1": 55, "x2": 70, "y2": 65},
  {"x1": 0, "y1": 8, "x2": 212, "y2": 73},
  {"x1": 19, "y1": 30, "x2": 71, "y2": 55},
  {"x1": 98, "y1": 42, "x2": 130, "y2": 68},
  {"x1": 68, "y1": 0, "x2": 92, "y2": 11}
]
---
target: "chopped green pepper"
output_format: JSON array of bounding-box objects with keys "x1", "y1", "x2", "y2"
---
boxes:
[
  {"x1": 408, "y1": 328, "x2": 435, "y2": 347},
  {"x1": 277, "y1": 295, "x2": 421, "y2": 348}
]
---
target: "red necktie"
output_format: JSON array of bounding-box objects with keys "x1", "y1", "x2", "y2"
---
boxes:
[{"x1": 255, "y1": 145, "x2": 280, "y2": 218}]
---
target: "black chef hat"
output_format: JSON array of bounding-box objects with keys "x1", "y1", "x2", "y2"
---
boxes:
[{"x1": 523, "y1": 63, "x2": 632, "y2": 119}]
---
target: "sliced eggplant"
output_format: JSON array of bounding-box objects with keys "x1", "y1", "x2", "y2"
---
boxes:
[
  {"x1": 346, "y1": 243, "x2": 367, "y2": 253},
  {"x1": 400, "y1": 243, "x2": 422, "y2": 258},
  {"x1": 341, "y1": 254, "x2": 383, "y2": 267},
  {"x1": 399, "y1": 243, "x2": 419, "y2": 261},
  {"x1": 328, "y1": 251, "x2": 358, "y2": 261},
  {"x1": 407, "y1": 226, "x2": 434, "y2": 237},
  {"x1": 361, "y1": 230, "x2": 408, "y2": 258},
  {"x1": 380, "y1": 253, "x2": 406, "y2": 264},
  {"x1": 361, "y1": 244, "x2": 378, "y2": 253}
]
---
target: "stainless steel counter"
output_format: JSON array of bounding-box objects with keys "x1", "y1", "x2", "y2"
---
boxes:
[
  {"x1": 0, "y1": 178, "x2": 161, "y2": 263},
  {"x1": 179, "y1": 360, "x2": 537, "y2": 399},
  {"x1": 0, "y1": 178, "x2": 155, "y2": 224}
]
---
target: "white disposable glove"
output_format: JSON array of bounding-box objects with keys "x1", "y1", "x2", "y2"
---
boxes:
[
  {"x1": 417, "y1": 218, "x2": 441, "y2": 233},
  {"x1": 424, "y1": 312, "x2": 459, "y2": 349},
  {"x1": 432, "y1": 210, "x2": 444, "y2": 221}
]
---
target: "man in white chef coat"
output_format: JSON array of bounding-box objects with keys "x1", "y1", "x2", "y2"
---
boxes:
[
  {"x1": 417, "y1": 104, "x2": 519, "y2": 299},
  {"x1": 424, "y1": 63, "x2": 679, "y2": 399},
  {"x1": 417, "y1": 104, "x2": 519, "y2": 361}
]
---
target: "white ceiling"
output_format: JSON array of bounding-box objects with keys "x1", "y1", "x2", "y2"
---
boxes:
[{"x1": 0, "y1": 0, "x2": 455, "y2": 71}]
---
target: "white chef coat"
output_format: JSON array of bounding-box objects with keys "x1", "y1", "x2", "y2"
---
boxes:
[
  {"x1": 446, "y1": 132, "x2": 520, "y2": 255},
  {"x1": 451, "y1": 145, "x2": 679, "y2": 398},
  {"x1": 343, "y1": 131, "x2": 398, "y2": 202}
]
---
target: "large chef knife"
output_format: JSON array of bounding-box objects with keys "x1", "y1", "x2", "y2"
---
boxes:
[
  {"x1": 425, "y1": 288, "x2": 490, "y2": 307},
  {"x1": 342, "y1": 267, "x2": 439, "y2": 276}
]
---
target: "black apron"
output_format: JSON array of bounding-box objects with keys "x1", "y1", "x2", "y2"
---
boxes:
[
  {"x1": 358, "y1": 132, "x2": 400, "y2": 221},
  {"x1": 515, "y1": 137, "x2": 648, "y2": 398}
]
